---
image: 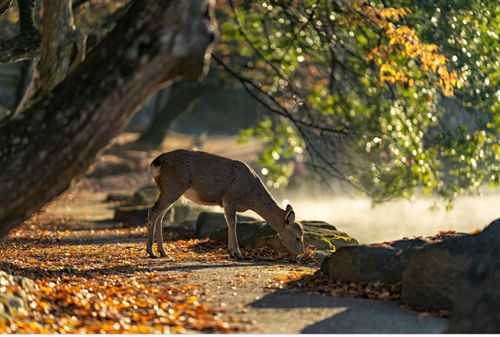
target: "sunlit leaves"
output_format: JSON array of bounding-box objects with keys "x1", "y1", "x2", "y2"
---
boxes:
[
  {"x1": 363, "y1": 6, "x2": 463, "y2": 96},
  {"x1": 0, "y1": 211, "x2": 307, "y2": 334},
  {"x1": 215, "y1": 0, "x2": 499, "y2": 205},
  {"x1": 239, "y1": 116, "x2": 304, "y2": 188},
  {"x1": 0, "y1": 222, "x2": 243, "y2": 333}
]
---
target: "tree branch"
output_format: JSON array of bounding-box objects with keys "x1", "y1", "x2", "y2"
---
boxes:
[{"x1": 15, "y1": 0, "x2": 87, "y2": 114}]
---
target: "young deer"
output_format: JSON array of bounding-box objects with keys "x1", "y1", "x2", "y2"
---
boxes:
[{"x1": 146, "y1": 149, "x2": 305, "y2": 259}]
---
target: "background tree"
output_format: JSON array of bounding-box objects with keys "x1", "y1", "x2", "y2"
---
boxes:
[
  {"x1": 134, "y1": 68, "x2": 226, "y2": 148},
  {"x1": 213, "y1": 0, "x2": 499, "y2": 207}
]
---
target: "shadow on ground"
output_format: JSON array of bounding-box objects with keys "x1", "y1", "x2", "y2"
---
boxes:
[{"x1": 250, "y1": 289, "x2": 447, "y2": 333}]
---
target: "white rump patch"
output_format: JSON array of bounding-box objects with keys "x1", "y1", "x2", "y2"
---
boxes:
[{"x1": 150, "y1": 163, "x2": 161, "y2": 179}]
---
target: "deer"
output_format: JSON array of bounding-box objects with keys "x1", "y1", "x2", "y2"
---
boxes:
[{"x1": 146, "y1": 149, "x2": 305, "y2": 259}]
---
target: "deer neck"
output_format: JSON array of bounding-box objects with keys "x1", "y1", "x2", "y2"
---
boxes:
[{"x1": 251, "y1": 191, "x2": 285, "y2": 232}]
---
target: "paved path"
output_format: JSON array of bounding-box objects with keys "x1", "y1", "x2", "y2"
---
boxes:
[{"x1": 177, "y1": 261, "x2": 448, "y2": 334}]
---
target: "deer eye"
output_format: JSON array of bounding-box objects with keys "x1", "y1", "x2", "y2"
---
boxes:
[{"x1": 296, "y1": 238, "x2": 301, "y2": 242}]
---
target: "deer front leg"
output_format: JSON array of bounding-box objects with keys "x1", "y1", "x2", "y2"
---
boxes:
[{"x1": 223, "y1": 201, "x2": 244, "y2": 260}]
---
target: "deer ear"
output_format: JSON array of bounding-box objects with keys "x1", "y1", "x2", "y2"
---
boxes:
[{"x1": 285, "y1": 208, "x2": 295, "y2": 226}]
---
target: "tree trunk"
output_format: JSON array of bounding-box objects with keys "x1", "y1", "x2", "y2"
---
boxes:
[
  {"x1": 136, "y1": 78, "x2": 220, "y2": 147},
  {"x1": 0, "y1": 0, "x2": 217, "y2": 238}
]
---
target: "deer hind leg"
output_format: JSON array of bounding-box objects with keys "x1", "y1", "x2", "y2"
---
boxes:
[
  {"x1": 222, "y1": 200, "x2": 244, "y2": 260},
  {"x1": 147, "y1": 190, "x2": 183, "y2": 258}
]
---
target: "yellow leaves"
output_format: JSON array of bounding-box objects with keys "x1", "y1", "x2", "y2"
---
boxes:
[
  {"x1": 366, "y1": 21, "x2": 465, "y2": 96},
  {"x1": 378, "y1": 62, "x2": 408, "y2": 86},
  {"x1": 58, "y1": 229, "x2": 71, "y2": 237},
  {"x1": 359, "y1": 3, "x2": 465, "y2": 97},
  {"x1": 187, "y1": 295, "x2": 199, "y2": 305},
  {"x1": 1, "y1": 268, "x2": 238, "y2": 334},
  {"x1": 1, "y1": 223, "x2": 253, "y2": 334},
  {"x1": 364, "y1": 5, "x2": 410, "y2": 22}
]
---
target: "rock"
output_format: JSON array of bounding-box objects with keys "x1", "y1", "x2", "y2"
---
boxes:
[
  {"x1": 210, "y1": 221, "x2": 277, "y2": 245},
  {"x1": 205, "y1": 215, "x2": 358, "y2": 257},
  {"x1": 300, "y1": 221, "x2": 359, "y2": 251},
  {"x1": 254, "y1": 228, "x2": 358, "y2": 254},
  {"x1": 321, "y1": 238, "x2": 428, "y2": 284},
  {"x1": 113, "y1": 205, "x2": 174, "y2": 227},
  {"x1": 401, "y1": 218, "x2": 500, "y2": 310},
  {"x1": 313, "y1": 250, "x2": 333, "y2": 266},
  {"x1": 106, "y1": 185, "x2": 158, "y2": 206},
  {"x1": 105, "y1": 192, "x2": 133, "y2": 202},
  {"x1": 171, "y1": 204, "x2": 206, "y2": 222},
  {"x1": 130, "y1": 185, "x2": 159, "y2": 205},
  {"x1": 300, "y1": 221, "x2": 337, "y2": 233},
  {"x1": 445, "y1": 248, "x2": 500, "y2": 333},
  {"x1": 196, "y1": 212, "x2": 258, "y2": 239}
]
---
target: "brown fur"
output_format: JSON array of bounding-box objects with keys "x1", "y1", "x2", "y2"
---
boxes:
[{"x1": 146, "y1": 149, "x2": 305, "y2": 259}]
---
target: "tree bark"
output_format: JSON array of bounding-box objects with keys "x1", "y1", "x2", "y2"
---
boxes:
[
  {"x1": 0, "y1": 0, "x2": 41, "y2": 63},
  {"x1": 15, "y1": 0, "x2": 87, "y2": 115},
  {"x1": 0, "y1": 0, "x2": 217, "y2": 238},
  {"x1": 0, "y1": 0, "x2": 12, "y2": 16}
]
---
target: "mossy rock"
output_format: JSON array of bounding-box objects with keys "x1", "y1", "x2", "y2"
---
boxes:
[
  {"x1": 253, "y1": 229, "x2": 359, "y2": 253},
  {"x1": 209, "y1": 219, "x2": 359, "y2": 259}
]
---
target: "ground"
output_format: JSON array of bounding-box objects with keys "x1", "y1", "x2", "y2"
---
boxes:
[{"x1": 0, "y1": 132, "x2": 449, "y2": 333}]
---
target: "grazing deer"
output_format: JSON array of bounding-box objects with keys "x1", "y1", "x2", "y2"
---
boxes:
[{"x1": 146, "y1": 149, "x2": 305, "y2": 259}]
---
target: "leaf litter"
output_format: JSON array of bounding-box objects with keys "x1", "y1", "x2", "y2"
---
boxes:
[
  {"x1": 0, "y1": 217, "x2": 254, "y2": 333},
  {"x1": 1, "y1": 178, "x2": 463, "y2": 332}
]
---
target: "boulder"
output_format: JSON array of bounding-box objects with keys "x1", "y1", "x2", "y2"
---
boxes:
[
  {"x1": 113, "y1": 205, "x2": 174, "y2": 227},
  {"x1": 206, "y1": 216, "x2": 358, "y2": 257},
  {"x1": 196, "y1": 212, "x2": 258, "y2": 239},
  {"x1": 321, "y1": 238, "x2": 429, "y2": 284},
  {"x1": 105, "y1": 185, "x2": 157, "y2": 206},
  {"x1": 210, "y1": 221, "x2": 277, "y2": 246},
  {"x1": 170, "y1": 204, "x2": 207, "y2": 222},
  {"x1": 110, "y1": 185, "x2": 207, "y2": 225},
  {"x1": 129, "y1": 185, "x2": 158, "y2": 205},
  {"x1": 445, "y1": 248, "x2": 500, "y2": 333},
  {"x1": 254, "y1": 222, "x2": 359, "y2": 254},
  {"x1": 401, "y1": 218, "x2": 500, "y2": 310},
  {"x1": 105, "y1": 192, "x2": 133, "y2": 202}
]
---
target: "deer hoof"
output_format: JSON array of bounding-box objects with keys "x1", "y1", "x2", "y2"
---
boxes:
[
  {"x1": 230, "y1": 252, "x2": 244, "y2": 260},
  {"x1": 160, "y1": 251, "x2": 174, "y2": 260},
  {"x1": 148, "y1": 251, "x2": 159, "y2": 259}
]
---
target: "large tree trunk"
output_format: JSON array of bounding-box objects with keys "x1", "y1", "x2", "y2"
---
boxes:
[{"x1": 0, "y1": 0, "x2": 217, "y2": 238}]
